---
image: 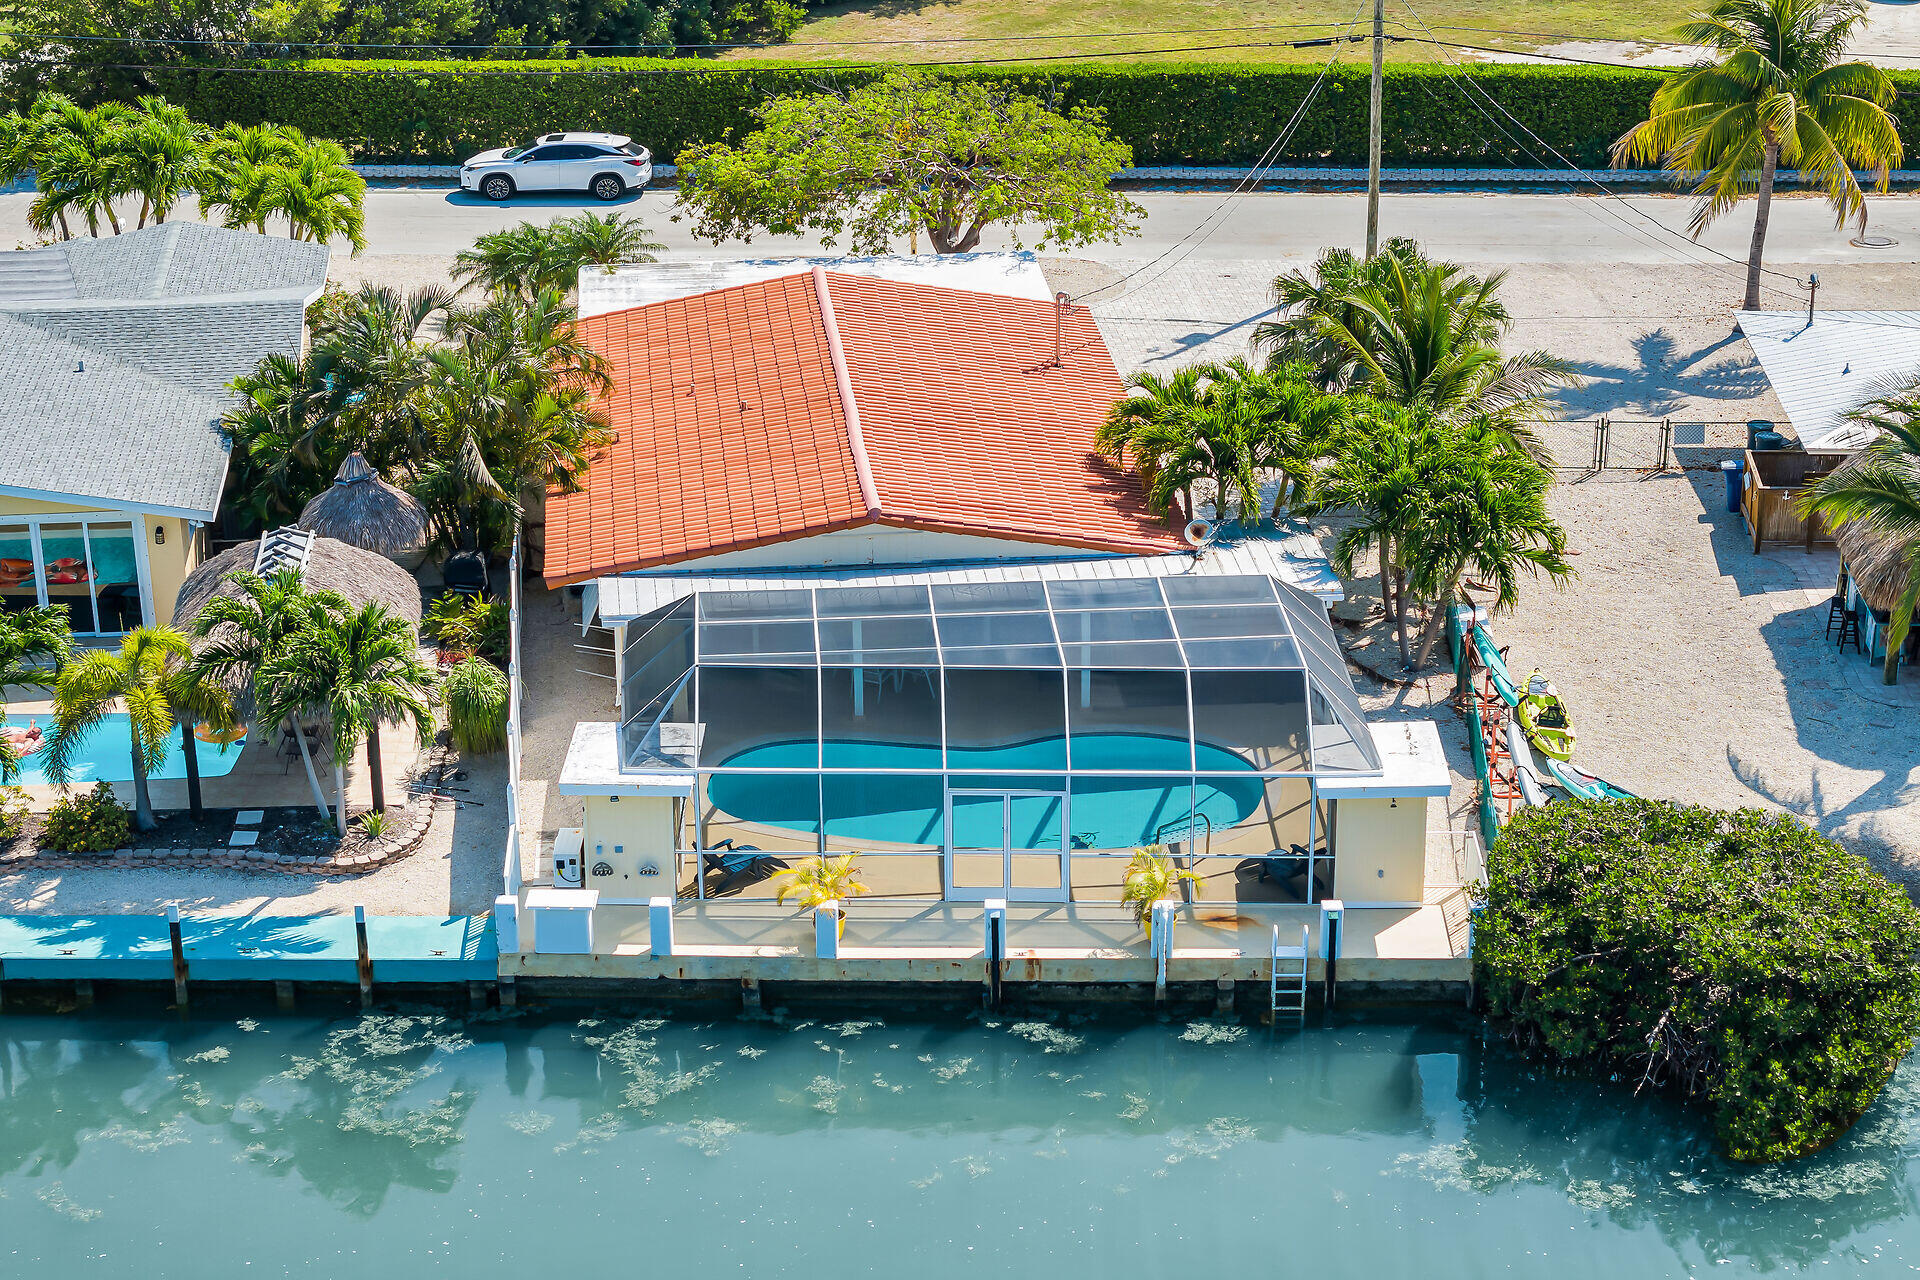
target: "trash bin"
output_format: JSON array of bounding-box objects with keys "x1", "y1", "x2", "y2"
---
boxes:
[
  {"x1": 1746, "y1": 419, "x2": 1776, "y2": 450},
  {"x1": 1720, "y1": 458, "x2": 1744, "y2": 513},
  {"x1": 1753, "y1": 430, "x2": 1786, "y2": 451}
]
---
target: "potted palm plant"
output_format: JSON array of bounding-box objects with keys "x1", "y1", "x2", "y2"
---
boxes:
[
  {"x1": 771, "y1": 854, "x2": 871, "y2": 938},
  {"x1": 1121, "y1": 845, "x2": 1199, "y2": 946}
]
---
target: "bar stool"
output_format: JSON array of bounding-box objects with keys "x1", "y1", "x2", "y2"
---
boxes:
[
  {"x1": 1836, "y1": 605, "x2": 1863, "y2": 654},
  {"x1": 1825, "y1": 594, "x2": 1848, "y2": 640}
]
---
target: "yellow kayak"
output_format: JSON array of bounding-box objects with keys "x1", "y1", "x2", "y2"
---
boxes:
[{"x1": 1516, "y1": 669, "x2": 1577, "y2": 762}]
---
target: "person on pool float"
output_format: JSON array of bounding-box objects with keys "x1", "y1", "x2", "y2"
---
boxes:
[{"x1": 2, "y1": 719, "x2": 43, "y2": 757}]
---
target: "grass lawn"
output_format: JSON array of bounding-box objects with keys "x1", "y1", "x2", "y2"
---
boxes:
[{"x1": 720, "y1": 0, "x2": 1694, "y2": 66}]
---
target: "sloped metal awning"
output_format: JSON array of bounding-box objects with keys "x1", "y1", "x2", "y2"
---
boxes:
[
  {"x1": 591, "y1": 530, "x2": 1344, "y2": 628},
  {"x1": 1737, "y1": 310, "x2": 1920, "y2": 451}
]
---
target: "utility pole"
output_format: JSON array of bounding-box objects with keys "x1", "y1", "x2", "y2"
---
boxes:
[{"x1": 1365, "y1": 0, "x2": 1385, "y2": 257}]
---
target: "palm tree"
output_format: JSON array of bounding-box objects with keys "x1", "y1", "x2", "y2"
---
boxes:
[
  {"x1": 453, "y1": 212, "x2": 665, "y2": 300},
  {"x1": 1800, "y1": 396, "x2": 1920, "y2": 684},
  {"x1": 1302, "y1": 402, "x2": 1433, "y2": 663},
  {"x1": 1403, "y1": 422, "x2": 1574, "y2": 667},
  {"x1": 256, "y1": 602, "x2": 436, "y2": 831},
  {"x1": 187, "y1": 569, "x2": 349, "y2": 821},
  {"x1": 42, "y1": 629, "x2": 217, "y2": 832},
  {"x1": 0, "y1": 605, "x2": 73, "y2": 783},
  {"x1": 0, "y1": 605, "x2": 73, "y2": 691},
  {"x1": 1613, "y1": 0, "x2": 1901, "y2": 310},
  {"x1": 1270, "y1": 253, "x2": 1574, "y2": 462},
  {"x1": 1204, "y1": 358, "x2": 1348, "y2": 516},
  {"x1": 271, "y1": 138, "x2": 368, "y2": 251},
  {"x1": 106, "y1": 97, "x2": 209, "y2": 228},
  {"x1": 1253, "y1": 238, "x2": 1426, "y2": 385},
  {"x1": 221, "y1": 350, "x2": 340, "y2": 531},
  {"x1": 413, "y1": 288, "x2": 613, "y2": 553},
  {"x1": 25, "y1": 98, "x2": 131, "y2": 240}
]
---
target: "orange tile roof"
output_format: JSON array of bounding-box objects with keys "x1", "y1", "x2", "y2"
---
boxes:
[{"x1": 543, "y1": 268, "x2": 1178, "y2": 585}]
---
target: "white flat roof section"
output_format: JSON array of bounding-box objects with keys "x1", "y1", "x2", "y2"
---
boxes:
[
  {"x1": 591, "y1": 528, "x2": 1344, "y2": 626},
  {"x1": 1315, "y1": 721, "x2": 1452, "y2": 799},
  {"x1": 558, "y1": 721, "x2": 694, "y2": 796},
  {"x1": 577, "y1": 251, "x2": 1054, "y2": 318},
  {"x1": 1737, "y1": 310, "x2": 1920, "y2": 451}
]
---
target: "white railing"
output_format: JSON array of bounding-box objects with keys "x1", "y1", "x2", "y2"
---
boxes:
[{"x1": 501, "y1": 522, "x2": 525, "y2": 900}]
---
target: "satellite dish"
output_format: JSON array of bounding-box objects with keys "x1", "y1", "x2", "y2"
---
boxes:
[{"x1": 1183, "y1": 519, "x2": 1215, "y2": 548}]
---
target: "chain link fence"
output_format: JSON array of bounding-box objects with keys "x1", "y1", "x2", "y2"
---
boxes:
[{"x1": 1522, "y1": 419, "x2": 1758, "y2": 474}]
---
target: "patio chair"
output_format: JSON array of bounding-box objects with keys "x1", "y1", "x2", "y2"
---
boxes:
[
  {"x1": 1836, "y1": 606, "x2": 1862, "y2": 654},
  {"x1": 695, "y1": 840, "x2": 790, "y2": 898},
  {"x1": 277, "y1": 722, "x2": 327, "y2": 773}
]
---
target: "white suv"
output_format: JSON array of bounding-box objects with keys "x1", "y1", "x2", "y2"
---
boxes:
[{"x1": 461, "y1": 132, "x2": 653, "y2": 202}]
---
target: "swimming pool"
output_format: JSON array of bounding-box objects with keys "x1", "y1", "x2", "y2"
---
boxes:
[
  {"x1": 705, "y1": 734, "x2": 1271, "y2": 849},
  {"x1": 4, "y1": 715, "x2": 248, "y2": 787}
]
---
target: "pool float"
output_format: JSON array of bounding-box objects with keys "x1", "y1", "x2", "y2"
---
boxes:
[
  {"x1": 1516, "y1": 669, "x2": 1576, "y2": 762},
  {"x1": 196, "y1": 723, "x2": 247, "y2": 746}
]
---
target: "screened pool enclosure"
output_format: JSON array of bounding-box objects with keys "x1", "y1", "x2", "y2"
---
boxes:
[{"x1": 614, "y1": 574, "x2": 1381, "y2": 903}]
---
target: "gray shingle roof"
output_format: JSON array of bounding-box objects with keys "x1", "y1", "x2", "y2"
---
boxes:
[
  {"x1": 11, "y1": 222, "x2": 329, "y2": 301},
  {"x1": 4, "y1": 299, "x2": 309, "y2": 398},
  {"x1": 0, "y1": 224, "x2": 330, "y2": 517},
  {"x1": 0, "y1": 314, "x2": 228, "y2": 518}
]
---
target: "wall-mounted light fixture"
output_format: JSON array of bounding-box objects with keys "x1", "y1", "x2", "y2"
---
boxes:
[{"x1": 153, "y1": 524, "x2": 165, "y2": 546}]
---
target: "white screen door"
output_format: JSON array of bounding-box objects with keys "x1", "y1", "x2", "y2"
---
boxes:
[{"x1": 944, "y1": 789, "x2": 1068, "y2": 902}]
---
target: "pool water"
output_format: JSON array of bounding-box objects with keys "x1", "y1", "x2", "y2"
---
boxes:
[
  {"x1": 708, "y1": 734, "x2": 1268, "y2": 848},
  {"x1": 4, "y1": 1007, "x2": 1919, "y2": 1278},
  {"x1": 4, "y1": 714, "x2": 247, "y2": 787}
]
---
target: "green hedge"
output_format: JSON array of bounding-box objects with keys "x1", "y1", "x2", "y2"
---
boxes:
[
  {"x1": 1476, "y1": 798, "x2": 1920, "y2": 1163},
  {"x1": 94, "y1": 57, "x2": 1920, "y2": 168},
  {"x1": 106, "y1": 58, "x2": 1686, "y2": 166}
]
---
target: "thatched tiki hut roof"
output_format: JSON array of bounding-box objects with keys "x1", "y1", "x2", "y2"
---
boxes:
[
  {"x1": 172, "y1": 534, "x2": 424, "y2": 722},
  {"x1": 1829, "y1": 452, "x2": 1918, "y2": 615},
  {"x1": 295, "y1": 452, "x2": 432, "y2": 571}
]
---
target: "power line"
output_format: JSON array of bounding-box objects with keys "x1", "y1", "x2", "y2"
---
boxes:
[
  {"x1": 0, "y1": 21, "x2": 1361, "y2": 54},
  {"x1": 1392, "y1": 1, "x2": 1807, "y2": 301},
  {"x1": 1074, "y1": 0, "x2": 1373, "y2": 306},
  {"x1": 0, "y1": 35, "x2": 1382, "y2": 76}
]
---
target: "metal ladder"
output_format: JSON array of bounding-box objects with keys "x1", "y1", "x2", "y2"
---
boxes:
[{"x1": 1270, "y1": 924, "x2": 1309, "y2": 1022}]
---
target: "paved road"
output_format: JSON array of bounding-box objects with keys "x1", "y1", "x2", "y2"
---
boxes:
[{"x1": 5, "y1": 188, "x2": 1920, "y2": 267}]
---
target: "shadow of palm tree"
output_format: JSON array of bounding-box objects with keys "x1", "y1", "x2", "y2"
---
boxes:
[{"x1": 1555, "y1": 327, "x2": 1772, "y2": 418}]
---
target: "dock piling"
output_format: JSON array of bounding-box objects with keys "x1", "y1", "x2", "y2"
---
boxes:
[
  {"x1": 353, "y1": 905, "x2": 373, "y2": 1008},
  {"x1": 166, "y1": 905, "x2": 189, "y2": 1008},
  {"x1": 1215, "y1": 977, "x2": 1235, "y2": 1018},
  {"x1": 274, "y1": 980, "x2": 296, "y2": 1012},
  {"x1": 1320, "y1": 900, "x2": 1344, "y2": 1010},
  {"x1": 983, "y1": 900, "x2": 1006, "y2": 1010},
  {"x1": 498, "y1": 975, "x2": 517, "y2": 1008},
  {"x1": 73, "y1": 978, "x2": 94, "y2": 1008},
  {"x1": 741, "y1": 977, "x2": 763, "y2": 1017},
  {"x1": 469, "y1": 981, "x2": 491, "y2": 1011}
]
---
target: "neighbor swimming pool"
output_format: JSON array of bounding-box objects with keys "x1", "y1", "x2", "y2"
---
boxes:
[{"x1": 4, "y1": 715, "x2": 247, "y2": 787}]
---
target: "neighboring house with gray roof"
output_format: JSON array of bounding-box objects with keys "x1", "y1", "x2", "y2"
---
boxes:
[{"x1": 0, "y1": 223, "x2": 328, "y2": 637}]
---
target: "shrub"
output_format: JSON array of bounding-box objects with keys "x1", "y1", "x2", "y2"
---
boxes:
[
  {"x1": 0, "y1": 785, "x2": 27, "y2": 842},
  {"x1": 1476, "y1": 798, "x2": 1920, "y2": 1162},
  {"x1": 422, "y1": 593, "x2": 510, "y2": 666},
  {"x1": 442, "y1": 656, "x2": 508, "y2": 754},
  {"x1": 41, "y1": 782, "x2": 131, "y2": 853},
  {"x1": 356, "y1": 809, "x2": 390, "y2": 839}
]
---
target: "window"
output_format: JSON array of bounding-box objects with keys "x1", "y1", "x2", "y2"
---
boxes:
[
  {"x1": 1068, "y1": 775, "x2": 1193, "y2": 855},
  {"x1": 0, "y1": 514, "x2": 146, "y2": 636},
  {"x1": 824, "y1": 774, "x2": 945, "y2": 853},
  {"x1": 700, "y1": 771, "x2": 822, "y2": 854}
]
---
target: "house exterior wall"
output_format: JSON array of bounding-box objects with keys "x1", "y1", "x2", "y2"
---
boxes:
[
  {"x1": 0, "y1": 495, "x2": 198, "y2": 631},
  {"x1": 580, "y1": 794, "x2": 679, "y2": 902},
  {"x1": 671, "y1": 525, "x2": 1125, "y2": 573},
  {"x1": 1330, "y1": 796, "x2": 1429, "y2": 904}
]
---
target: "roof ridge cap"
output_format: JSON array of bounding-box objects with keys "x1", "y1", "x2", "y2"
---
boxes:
[{"x1": 811, "y1": 265, "x2": 881, "y2": 518}]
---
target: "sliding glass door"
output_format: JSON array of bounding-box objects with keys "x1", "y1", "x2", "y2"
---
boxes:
[{"x1": 0, "y1": 515, "x2": 147, "y2": 636}]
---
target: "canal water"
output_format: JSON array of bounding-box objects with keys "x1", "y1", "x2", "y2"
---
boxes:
[{"x1": 3, "y1": 1006, "x2": 1915, "y2": 1276}]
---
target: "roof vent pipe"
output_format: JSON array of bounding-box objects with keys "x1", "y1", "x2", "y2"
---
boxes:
[{"x1": 1053, "y1": 291, "x2": 1070, "y2": 367}]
